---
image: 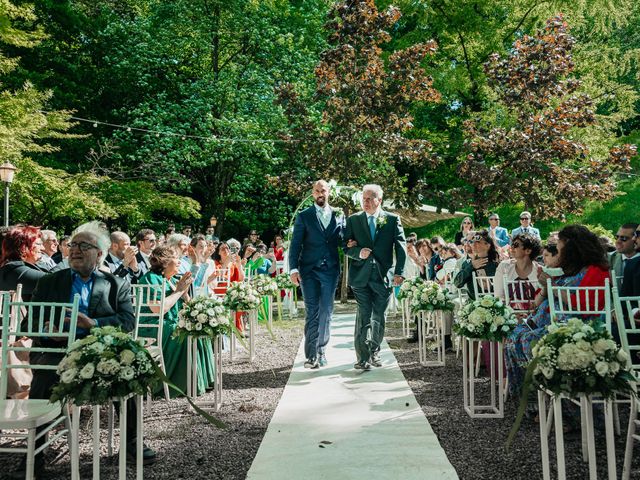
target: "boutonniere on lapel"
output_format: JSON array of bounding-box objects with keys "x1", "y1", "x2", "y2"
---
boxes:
[
  {"x1": 376, "y1": 215, "x2": 388, "y2": 230},
  {"x1": 331, "y1": 206, "x2": 344, "y2": 220}
]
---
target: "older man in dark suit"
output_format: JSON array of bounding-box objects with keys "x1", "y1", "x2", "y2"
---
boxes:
[
  {"x1": 289, "y1": 180, "x2": 343, "y2": 369},
  {"x1": 344, "y1": 184, "x2": 407, "y2": 370},
  {"x1": 11, "y1": 223, "x2": 154, "y2": 479}
]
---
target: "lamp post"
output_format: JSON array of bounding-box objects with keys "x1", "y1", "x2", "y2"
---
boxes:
[
  {"x1": 0, "y1": 162, "x2": 17, "y2": 227},
  {"x1": 209, "y1": 215, "x2": 217, "y2": 236}
]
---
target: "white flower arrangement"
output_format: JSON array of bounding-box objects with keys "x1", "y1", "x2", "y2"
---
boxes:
[
  {"x1": 51, "y1": 326, "x2": 158, "y2": 405},
  {"x1": 531, "y1": 318, "x2": 634, "y2": 398},
  {"x1": 453, "y1": 295, "x2": 518, "y2": 341},
  {"x1": 175, "y1": 295, "x2": 231, "y2": 341},
  {"x1": 397, "y1": 277, "x2": 426, "y2": 301},
  {"x1": 275, "y1": 272, "x2": 296, "y2": 290},
  {"x1": 223, "y1": 281, "x2": 262, "y2": 311},
  {"x1": 408, "y1": 280, "x2": 454, "y2": 313},
  {"x1": 252, "y1": 275, "x2": 279, "y2": 297},
  {"x1": 376, "y1": 215, "x2": 388, "y2": 229}
]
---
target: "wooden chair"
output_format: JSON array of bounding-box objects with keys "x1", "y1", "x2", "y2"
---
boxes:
[{"x1": 0, "y1": 293, "x2": 81, "y2": 480}]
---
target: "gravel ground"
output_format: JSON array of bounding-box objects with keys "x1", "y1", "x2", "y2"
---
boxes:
[
  {"x1": 4, "y1": 303, "x2": 640, "y2": 479},
  {"x1": 0, "y1": 317, "x2": 305, "y2": 480}
]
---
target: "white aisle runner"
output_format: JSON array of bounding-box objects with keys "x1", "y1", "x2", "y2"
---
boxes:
[{"x1": 247, "y1": 313, "x2": 458, "y2": 479}]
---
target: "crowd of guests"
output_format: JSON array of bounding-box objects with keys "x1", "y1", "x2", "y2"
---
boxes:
[
  {"x1": 0, "y1": 221, "x2": 286, "y2": 476},
  {"x1": 403, "y1": 212, "x2": 639, "y2": 403}
]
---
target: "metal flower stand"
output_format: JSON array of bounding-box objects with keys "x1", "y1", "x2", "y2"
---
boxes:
[
  {"x1": 417, "y1": 310, "x2": 446, "y2": 367},
  {"x1": 71, "y1": 395, "x2": 144, "y2": 480},
  {"x1": 462, "y1": 338, "x2": 504, "y2": 418},
  {"x1": 186, "y1": 335, "x2": 223, "y2": 411},
  {"x1": 537, "y1": 391, "x2": 617, "y2": 480},
  {"x1": 229, "y1": 309, "x2": 257, "y2": 363}
]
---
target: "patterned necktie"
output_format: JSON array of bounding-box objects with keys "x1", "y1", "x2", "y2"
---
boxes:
[{"x1": 368, "y1": 215, "x2": 376, "y2": 240}]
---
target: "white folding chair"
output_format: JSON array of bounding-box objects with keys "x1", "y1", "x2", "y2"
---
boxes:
[
  {"x1": 0, "y1": 293, "x2": 81, "y2": 480},
  {"x1": 503, "y1": 278, "x2": 537, "y2": 318},
  {"x1": 547, "y1": 278, "x2": 611, "y2": 330},
  {"x1": 471, "y1": 273, "x2": 495, "y2": 374},
  {"x1": 613, "y1": 288, "x2": 640, "y2": 480},
  {"x1": 132, "y1": 282, "x2": 170, "y2": 402}
]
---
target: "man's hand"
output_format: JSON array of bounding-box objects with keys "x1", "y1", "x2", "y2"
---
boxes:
[
  {"x1": 347, "y1": 239, "x2": 358, "y2": 248},
  {"x1": 123, "y1": 246, "x2": 139, "y2": 272},
  {"x1": 290, "y1": 271, "x2": 301, "y2": 286},
  {"x1": 393, "y1": 275, "x2": 404, "y2": 286},
  {"x1": 359, "y1": 248, "x2": 372, "y2": 260},
  {"x1": 76, "y1": 312, "x2": 97, "y2": 329}
]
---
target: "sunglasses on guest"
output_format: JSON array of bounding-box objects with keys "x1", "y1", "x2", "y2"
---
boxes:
[{"x1": 616, "y1": 235, "x2": 632, "y2": 241}]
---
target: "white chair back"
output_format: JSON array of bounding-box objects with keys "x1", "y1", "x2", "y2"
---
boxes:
[
  {"x1": 547, "y1": 278, "x2": 611, "y2": 330},
  {"x1": 275, "y1": 260, "x2": 286, "y2": 275},
  {"x1": 132, "y1": 281, "x2": 166, "y2": 343},
  {"x1": 472, "y1": 273, "x2": 495, "y2": 299},
  {"x1": 610, "y1": 269, "x2": 624, "y2": 291},
  {"x1": 0, "y1": 293, "x2": 80, "y2": 399},
  {"x1": 212, "y1": 267, "x2": 232, "y2": 287},
  {"x1": 503, "y1": 278, "x2": 537, "y2": 316},
  {"x1": 612, "y1": 287, "x2": 640, "y2": 378}
]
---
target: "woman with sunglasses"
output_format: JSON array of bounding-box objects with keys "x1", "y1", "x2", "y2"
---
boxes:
[
  {"x1": 455, "y1": 216, "x2": 475, "y2": 247},
  {"x1": 505, "y1": 225, "x2": 610, "y2": 397},
  {"x1": 453, "y1": 229, "x2": 500, "y2": 299},
  {"x1": 493, "y1": 233, "x2": 541, "y2": 309}
]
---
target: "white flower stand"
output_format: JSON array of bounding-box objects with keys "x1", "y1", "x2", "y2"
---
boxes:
[
  {"x1": 462, "y1": 338, "x2": 504, "y2": 418},
  {"x1": 417, "y1": 310, "x2": 446, "y2": 367},
  {"x1": 186, "y1": 335, "x2": 223, "y2": 411},
  {"x1": 229, "y1": 309, "x2": 257, "y2": 363},
  {"x1": 266, "y1": 295, "x2": 273, "y2": 331},
  {"x1": 401, "y1": 299, "x2": 411, "y2": 338},
  {"x1": 538, "y1": 391, "x2": 617, "y2": 480},
  {"x1": 72, "y1": 395, "x2": 143, "y2": 480}
]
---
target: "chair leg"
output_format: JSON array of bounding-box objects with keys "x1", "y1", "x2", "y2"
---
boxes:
[
  {"x1": 26, "y1": 429, "x2": 36, "y2": 480},
  {"x1": 622, "y1": 400, "x2": 638, "y2": 480},
  {"x1": 538, "y1": 391, "x2": 551, "y2": 480}
]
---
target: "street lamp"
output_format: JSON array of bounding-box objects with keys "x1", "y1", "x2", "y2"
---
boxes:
[
  {"x1": 209, "y1": 215, "x2": 217, "y2": 235},
  {"x1": 0, "y1": 162, "x2": 17, "y2": 227}
]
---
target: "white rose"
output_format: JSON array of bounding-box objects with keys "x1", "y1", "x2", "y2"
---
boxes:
[
  {"x1": 592, "y1": 338, "x2": 611, "y2": 356},
  {"x1": 102, "y1": 335, "x2": 114, "y2": 345},
  {"x1": 195, "y1": 323, "x2": 203, "y2": 331},
  {"x1": 178, "y1": 319, "x2": 186, "y2": 328},
  {"x1": 79, "y1": 363, "x2": 95, "y2": 379},
  {"x1": 542, "y1": 366, "x2": 555, "y2": 379},
  {"x1": 120, "y1": 366, "x2": 136, "y2": 381},
  {"x1": 97, "y1": 358, "x2": 121, "y2": 375},
  {"x1": 480, "y1": 297, "x2": 493, "y2": 308},
  {"x1": 608, "y1": 362, "x2": 620, "y2": 374},
  {"x1": 61, "y1": 368, "x2": 78, "y2": 383},
  {"x1": 595, "y1": 361, "x2": 609, "y2": 376},
  {"x1": 572, "y1": 332, "x2": 586, "y2": 341},
  {"x1": 120, "y1": 349, "x2": 135, "y2": 365},
  {"x1": 197, "y1": 313, "x2": 208, "y2": 324},
  {"x1": 494, "y1": 316, "x2": 505, "y2": 326},
  {"x1": 617, "y1": 349, "x2": 629, "y2": 364},
  {"x1": 206, "y1": 308, "x2": 215, "y2": 316},
  {"x1": 186, "y1": 323, "x2": 192, "y2": 331}
]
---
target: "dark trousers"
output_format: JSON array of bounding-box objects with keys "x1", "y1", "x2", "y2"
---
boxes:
[
  {"x1": 30, "y1": 353, "x2": 139, "y2": 461},
  {"x1": 351, "y1": 269, "x2": 392, "y2": 363},
  {"x1": 299, "y1": 265, "x2": 340, "y2": 360}
]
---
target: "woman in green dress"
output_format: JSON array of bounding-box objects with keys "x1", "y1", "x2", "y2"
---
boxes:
[{"x1": 138, "y1": 245, "x2": 216, "y2": 397}]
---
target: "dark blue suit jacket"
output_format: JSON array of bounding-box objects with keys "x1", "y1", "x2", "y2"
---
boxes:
[{"x1": 288, "y1": 206, "x2": 343, "y2": 276}]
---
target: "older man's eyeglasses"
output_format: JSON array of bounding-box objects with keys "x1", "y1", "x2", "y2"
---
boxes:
[{"x1": 68, "y1": 241, "x2": 99, "y2": 252}]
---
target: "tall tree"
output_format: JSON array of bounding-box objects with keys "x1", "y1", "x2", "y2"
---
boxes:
[{"x1": 458, "y1": 15, "x2": 636, "y2": 219}]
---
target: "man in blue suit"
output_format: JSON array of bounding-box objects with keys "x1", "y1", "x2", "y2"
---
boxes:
[
  {"x1": 487, "y1": 213, "x2": 510, "y2": 247},
  {"x1": 510, "y1": 211, "x2": 541, "y2": 240},
  {"x1": 289, "y1": 180, "x2": 343, "y2": 369}
]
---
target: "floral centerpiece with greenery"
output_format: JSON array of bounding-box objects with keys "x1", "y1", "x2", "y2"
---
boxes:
[
  {"x1": 223, "y1": 281, "x2": 261, "y2": 312},
  {"x1": 275, "y1": 272, "x2": 296, "y2": 290},
  {"x1": 453, "y1": 295, "x2": 518, "y2": 341},
  {"x1": 409, "y1": 280, "x2": 454, "y2": 313},
  {"x1": 252, "y1": 275, "x2": 279, "y2": 297},
  {"x1": 397, "y1": 277, "x2": 425, "y2": 301},
  {"x1": 175, "y1": 295, "x2": 231, "y2": 341},
  {"x1": 531, "y1": 318, "x2": 634, "y2": 398},
  {"x1": 50, "y1": 326, "x2": 158, "y2": 405}
]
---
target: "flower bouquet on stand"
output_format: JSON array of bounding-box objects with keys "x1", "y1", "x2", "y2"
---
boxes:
[
  {"x1": 223, "y1": 282, "x2": 262, "y2": 363},
  {"x1": 176, "y1": 295, "x2": 232, "y2": 407},
  {"x1": 409, "y1": 280, "x2": 454, "y2": 314},
  {"x1": 252, "y1": 275, "x2": 279, "y2": 333},
  {"x1": 275, "y1": 272, "x2": 297, "y2": 320},
  {"x1": 454, "y1": 295, "x2": 518, "y2": 418},
  {"x1": 397, "y1": 277, "x2": 425, "y2": 337}
]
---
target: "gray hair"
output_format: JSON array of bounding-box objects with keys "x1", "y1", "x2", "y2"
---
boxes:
[
  {"x1": 362, "y1": 184, "x2": 383, "y2": 199},
  {"x1": 166, "y1": 233, "x2": 189, "y2": 247},
  {"x1": 40, "y1": 229, "x2": 57, "y2": 241},
  {"x1": 72, "y1": 221, "x2": 110, "y2": 260},
  {"x1": 226, "y1": 238, "x2": 241, "y2": 250},
  {"x1": 110, "y1": 231, "x2": 130, "y2": 245}
]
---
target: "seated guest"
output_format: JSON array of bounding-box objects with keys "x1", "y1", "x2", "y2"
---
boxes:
[
  {"x1": 243, "y1": 229, "x2": 261, "y2": 248},
  {"x1": 415, "y1": 239, "x2": 440, "y2": 280},
  {"x1": 212, "y1": 241, "x2": 246, "y2": 332},
  {"x1": 166, "y1": 233, "x2": 191, "y2": 274},
  {"x1": 487, "y1": 213, "x2": 510, "y2": 248},
  {"x1": 453, "y1": 229, "x2": 500, "y2": 299},
  {"x1": 510, "y1": 211, "x2": 541, "y2": 240},
  {"x1": 187, "y1": 234, "x2": 216, "y2": 293},
  {"x1": 404, "y1": 241, "x2": 422, "y2": 280},
  {"x1": 36, "y1": 229, "x2": 58, "y2": 270},
  {"x1": 455, "y1": 216, "x2": 475, "y2": 246},
  {"x1": 505, "y1": 226, "x2": 610, "y2": 395},
  {"x1": 138, "y1": 246, "x2": 215, "y2": 396},
  {"x1": 609, "y1": 223, "x2": 640, "y2": 289},
  {"x1": 435, "y1": 244, "x2": 460, "y2": 284},
  {"x1": 19, "y1": 222, "x2": 155, "y2": 478},
  {"x1": 622, "y1": 224, "x2": 640, "y2": 298},
  {"x1": 182, "y1": 225, "x2": 192, "y2": 238},
  {"x1": 0, "y1": 225, "x2": 48, "y2": 300},
  {"x1": 135, "y1": 228, "x2": 157, "y2": 277},
  {"x1": 272, "y1": 234, "x2": 286, "y2": 265},
  {"x1": 104, "y1": 231, "x2": 142, "y2": 284},
  {"x1": 246, "y1": 243, "x2": 277, "y2": 276},
  {"x1": 494, "y1": 233, "x2": 541, "y2": 311}
]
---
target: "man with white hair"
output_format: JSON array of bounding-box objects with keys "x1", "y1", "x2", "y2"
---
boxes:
[
  {"x1": 167, "y1": 233, "x2": 191, "y2": 274},
  {"x1": 36, "y1": 229, "x2": 58, "y2": 270},
  {"x1": 13, "y1": 222, "x2": 155, "y2": 479},
  {"x1": 344, "y1": 184, "x2": 407, "y2": 370},
  {"x1": 104, "y1": 231, "x2": 141, "y2": 284}
]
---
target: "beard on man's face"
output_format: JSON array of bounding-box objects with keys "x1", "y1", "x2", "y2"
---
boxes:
[{"x1": 315, "y1": 196, "x2": 326, "y2": 207}]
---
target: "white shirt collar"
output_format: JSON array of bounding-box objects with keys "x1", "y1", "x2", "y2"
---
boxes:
[
  {"x1": 315, "y1": 204, "x2": 331, "y2": 215},
  {"x1": 367, "y1": 209, "x2": 381, "y2": 220}
]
